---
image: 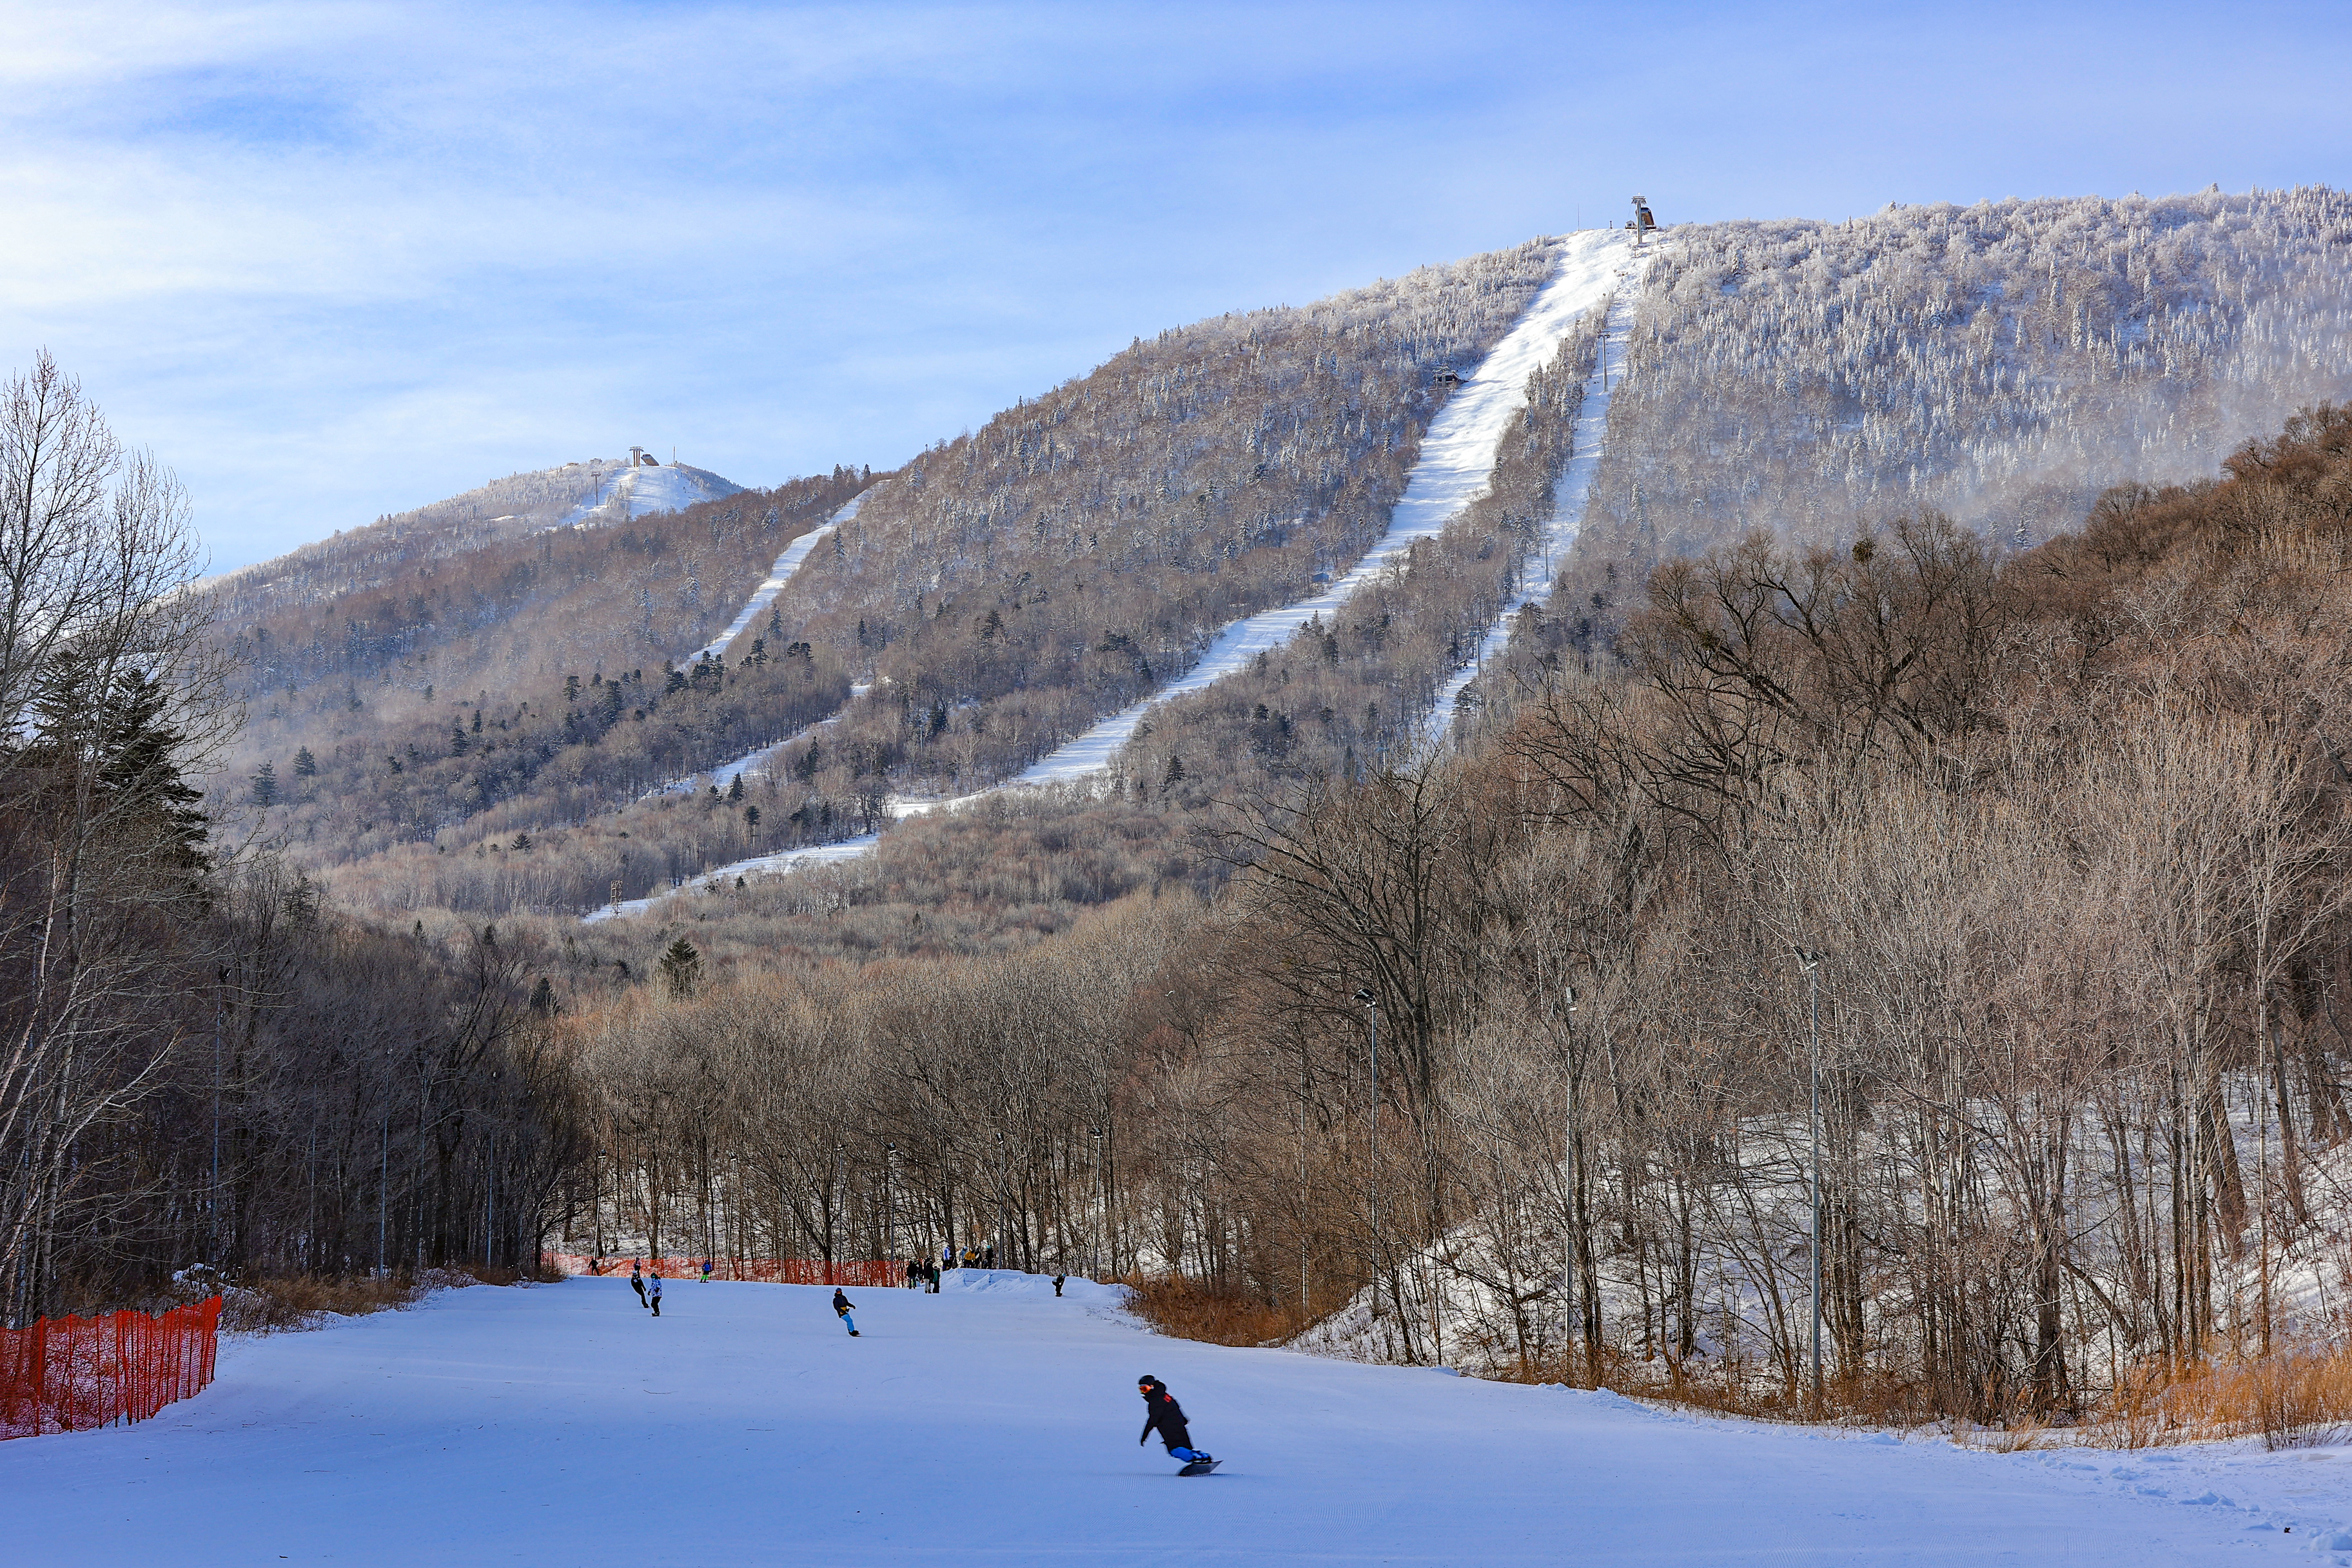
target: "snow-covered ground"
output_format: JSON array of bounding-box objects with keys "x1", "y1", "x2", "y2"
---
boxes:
[
  {"x1": 3, "y1": 1270, "x2": 2337, "y2": 1566},
  {"x1": 555, "y1": 459, "x2": 744, "y2": 530},
  {"x1": 583, "y1": 831, "x2": 878, "y2": 921},
  {"x1": 1426, "y1": 255, "x2": 1646, "y2": 741}
]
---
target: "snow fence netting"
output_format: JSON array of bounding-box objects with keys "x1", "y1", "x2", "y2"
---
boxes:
[
  {"x1": 0, "y1": 1295, "x2": 221, "y2": 1440},
  {"x1": 542, "y1": 1253, "x2": 901, "y2": 1287}
]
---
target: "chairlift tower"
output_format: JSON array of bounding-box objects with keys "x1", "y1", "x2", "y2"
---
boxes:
[{"x1": 1630, "y1": 195, "x2": 1658, "y2": 248}]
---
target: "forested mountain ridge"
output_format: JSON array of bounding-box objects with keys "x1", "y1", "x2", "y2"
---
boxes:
[
  {"x1": 210, "y1": 191, "x2": 2352, "y2": 930},
  {"x1": 205, "y1": 456, "x2": 745, "y2": 620},
  {"x1": 220, "y1": 237, "x2": 1567, "y2": 912},
  {"x1": 1576, "y1": 186, "x2": 2352, "y2": 576},
  {"x1": 213, "y1": 469, "x2": 874, "y2": 875}
]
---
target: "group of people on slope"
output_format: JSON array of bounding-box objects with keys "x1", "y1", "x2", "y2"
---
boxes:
[
  {"x1": 626, "y1": 1260, "x2": 663, "y2": 1316},
  {"x1": 614, "y1": 1256, "x2": 1215, "y2": 1472}
]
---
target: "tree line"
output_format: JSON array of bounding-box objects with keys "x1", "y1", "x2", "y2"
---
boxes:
[
  {"x1": 0, "y1": 357, "x2": 580, "y2": 1324},
  {"x1": 560, "y1": 405, "x2": 2352, "y2": 1425}
]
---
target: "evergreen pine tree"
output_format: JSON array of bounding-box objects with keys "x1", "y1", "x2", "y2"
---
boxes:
[
  {"x1": 658, "y1": 937, "x2": 702, "y2": 998},
  {"x1": 292, "y1": 745, "x2": 317, "y2": 778},
  {"x1": 251, "y1": 760, "x2": 279, "y2": 807}
]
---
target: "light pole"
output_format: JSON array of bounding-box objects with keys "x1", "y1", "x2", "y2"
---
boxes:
[
  {"x1": 1794, "y1": 946, "x2": 1825, "y2": 1413},
  {"x1": 1355, "y1": 987, "x2": 1380, "y2": 1317},
  {"x1": 1089, "y1": 1127, "x2": 1103, "y2": 1280},
  {"x1": 1560, "y1": 983, "x2": 1579, "y2": 1364}
]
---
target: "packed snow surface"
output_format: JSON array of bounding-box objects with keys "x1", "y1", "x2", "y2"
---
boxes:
[
  {"x1": 1014, "y1": 228, "x2": 1636, "y2": 787},
  {"x1": 1427, "y1": 255, "x2": 1646, "y2": 740},
  {"x1": 3, "y1": 1272, "x2": 2338, "y2": 1566}
]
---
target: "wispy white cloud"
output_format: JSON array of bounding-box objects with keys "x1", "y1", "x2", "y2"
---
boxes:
[{"x1": 3, "y1": 0, "x2": 2347, "y2": 568}]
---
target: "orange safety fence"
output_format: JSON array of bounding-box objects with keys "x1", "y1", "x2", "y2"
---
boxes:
[
  {"x1": 543, "y1": 1253, "x2": 903, "y2": 1288},
  {"x1": 1, "y1": 1296, "x2": 221, "y2": 1442}
]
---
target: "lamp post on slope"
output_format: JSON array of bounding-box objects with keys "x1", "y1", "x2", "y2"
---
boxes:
[
  {"x1": 1356, "y1": 987, "x2": 1380, "y2": 1318},
  {"x1": 1794, "y1": 946, "x2": 1825, "y2": 1414},
  {"x1": 1560, "y1": 983, "x2": 1580, "y2": 1366}
]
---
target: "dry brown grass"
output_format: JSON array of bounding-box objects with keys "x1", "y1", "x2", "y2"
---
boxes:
[
  {"x1": 1487, "y1": 1346, "x2": 1950, "y2": 1433},
  {"x1": 2085, "y1": 1348, "x2": 2352, "y2": 1451},
  {"x1": 215, "y1": 1264, "x2": 553, "y2": 1335},
  {"x1": 1122, "y1": 1277, "x2": 1317, "y2": 1348}
]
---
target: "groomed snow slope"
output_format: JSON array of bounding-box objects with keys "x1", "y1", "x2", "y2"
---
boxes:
[
  {"x1": 2, "y1": 1273, "x2": 2335, "y2": 1566},
  {"x1": 1012, "y1": 228, "x2": 1634, "y2": 788},
  {"x1": 691, "y1": 491, "x2": 874, "y2": 663},
  {"x1": 1427, "y1": 260, "x2": 1645, "y2": 740}
]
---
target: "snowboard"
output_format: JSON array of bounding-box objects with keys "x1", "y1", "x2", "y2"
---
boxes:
[{"x1": 1177, "y1": 1458, "x2": 1222, "y2": 1476}]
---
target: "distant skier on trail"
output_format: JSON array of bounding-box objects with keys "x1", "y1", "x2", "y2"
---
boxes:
[
  {"x1": 648, "y1": 1271, "x2": 663, "y2": 1317},
  {"x1": 833, "y1": 1287, "x2": 859, "y2": 1337},
  {"x1": 1137, "y1": 1375, "x2": 1217, "y2": 1473},
  {"x1": 629, "y1": 1260, "x2": 647, "y2": 1309}
]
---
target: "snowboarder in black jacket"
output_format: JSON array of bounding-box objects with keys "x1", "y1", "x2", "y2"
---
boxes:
[
  {"x1": 1137, "y1": 1375, "x2": 1211, "y2": 1465},
  {"x1": 832, "y1": 1287, "x2": 859, "y2": 1336}
]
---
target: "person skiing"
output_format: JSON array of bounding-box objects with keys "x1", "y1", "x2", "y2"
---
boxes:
[
  {"x1": 832, "y1": 1286, "x2": 859, "y2": 1337},
  {"x1": 700, "y1": 1259, "x2": 714, "y2": 1284},
  {"x1": 1137, "y1": 1375, "x2": 1212, "y2": 1467},
  {"x1": 648, "y1": 1271, "x2": 663, "y2": 1317},
  {"x1": 1053, "y1": 1273, "x2": 1066, "y2": 1297},
  {"x1": 629, "y1": 1260, "x2": 647, "y2": 1309}
]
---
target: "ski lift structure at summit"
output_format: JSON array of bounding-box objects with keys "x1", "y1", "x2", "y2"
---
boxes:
[{"x1": 1628, "y1": 195, "x2": 1660, "y2": 246}]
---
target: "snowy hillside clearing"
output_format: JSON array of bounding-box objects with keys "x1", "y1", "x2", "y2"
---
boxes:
[
  {"x1": 1427, "y1": 263, "x2": 1645, "y2": 740},
  {"x1": 691, "y1": 490, "x2": 874, "y2": 663},
  {"x1": 554, "y1": 458, "x2": 745, "y2": 530},
  {"x1": 2, "y1": 1271, "x2": 2333, "y2": 1566},
  {"x1": 1006, "y1": 228, "x2": 1637, "y2": 789},
  {"x1": 590, "y1": 232, "x2": 1640, "y2": 918},
  {"x1": 620, "y1": 491, "x2": 879, "y2": 812}
]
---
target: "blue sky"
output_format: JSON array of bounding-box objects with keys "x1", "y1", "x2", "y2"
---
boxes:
[{"x1": 6, "y1": 1, "x2": 2349, "y2": 571}]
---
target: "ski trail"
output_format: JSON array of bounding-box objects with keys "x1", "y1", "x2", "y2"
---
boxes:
[
  {"x1": 1008, "y1": 230, "x2": 1632, "y2": 788},
  {"x1": 591, "y1": 232, "x2": 1631, "y2": 918},
  {"x1": 1425, "y1": 258, "x2": 1648, "y2": 742},
  {"x1": 585, "y1": 831, "x2": 878, "y2": 922},
  {"x1": 577, "y1": 494, "x2": 879, "y2": 921},
  {"x1": 625, "y1": 491, "x2": 877, "y2": 802},
  {"x1": 691, "y1": 490, "x2": 872, "y2": 663}
]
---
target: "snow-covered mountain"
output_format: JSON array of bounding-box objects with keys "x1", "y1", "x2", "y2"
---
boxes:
[
  {"x1": 206, "y1": 455, "x2": 745, "y2": 620},
  {"x1": 213, "y1": 188, "x2": 2352, "y2": 925}
]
